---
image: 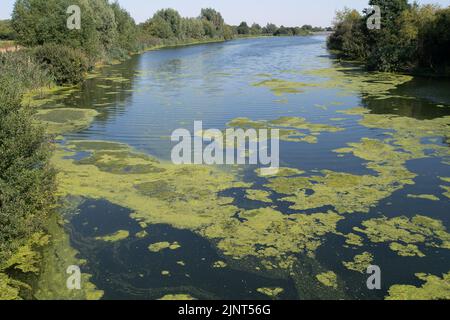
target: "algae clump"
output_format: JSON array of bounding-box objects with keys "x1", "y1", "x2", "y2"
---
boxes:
[
  {"x1": 253, "y1": 79, "x2": 317, "y2": 96},
  {"x1": 353, "y1": 215, "x2": 450, "y2": 256},
  {"x1": 256, "y1": 287, "x2": 284, "y2": 298},
  {"x1": 158, "y1": 294, "x2": 195, "y2": 300},
  {"x1": 386, "y1": 272, "x2": 450, "y2": 300},
  {"x1": 227, "y1": 116, "x2": 343, "y2": 144},
  {"x1": 245, "y1": 189, "x2": 272, "y2": 203},
  {"x1": 35, "y1": 108, "x2": 99, "y2": 134},
  {"x1": 407, "y1": 194, "x2": 439, "y2": 201},
  {"x1": 316, "y1": 271, "x2": 338, "y2": 289},
  {"x1": 389, "y1": 243, "x2": 425, "y2": 257},
  {"x1": 148, "y1": 242, "x2": 181, "y2": 252},
  {"x1": 212, "y1": 261, "x2": 227, "y2": 268},
  {"x1": 343, "y1": 252, "x2": 373, "y2": 273},
  {"x1": 95, "y1": 230, "x2": 129, "y2": 242}
]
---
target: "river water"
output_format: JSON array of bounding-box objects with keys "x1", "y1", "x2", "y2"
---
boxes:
[{"x1": 37, "y1": 36, "x2": 450, "y2": 300}]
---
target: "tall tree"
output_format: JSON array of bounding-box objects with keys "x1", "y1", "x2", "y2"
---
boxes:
[
  {"x1": 237, "y1": 22, "x2": 250, "y2": 35},
  {"x1": 200, "y1": 8, "x2": 224, "y2": 32}
]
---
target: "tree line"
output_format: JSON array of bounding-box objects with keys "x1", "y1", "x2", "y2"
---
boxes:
[
  {"x1": 0, "y1": 1, "x2": 329, "y2": 85},
  {"x1": 327, "y1": 0, "x2": 450, "y2": 74}
]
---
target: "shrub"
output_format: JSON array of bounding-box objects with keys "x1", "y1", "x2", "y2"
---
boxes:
[
  {"x1": 33, "y1": 44, "x2": 89, "y2": 85},
  {"x1": 0, "y1": 52, "x2": 55, "y2": 271},
  {"x1": 0, "y1": 51, "x2": 51, "y2": 92},
  {"x1": 0, "y1": 20, "x2": 15, "y2": 40}
]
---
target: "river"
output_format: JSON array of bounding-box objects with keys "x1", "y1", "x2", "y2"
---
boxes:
[{"x1": 34, "y1": 36, "x2": 450, "y2": 300}]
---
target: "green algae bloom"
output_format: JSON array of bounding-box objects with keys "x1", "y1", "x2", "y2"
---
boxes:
[
  {"x1": 0, "y1": 233, "x2": 50, "y2": 300},
  {"x1": 52, "y1": 141, "x2": 249, "y2": 234},
  {"x1": 158, "y1": 294, "x2": 195, "y2": 300},
  {"x1": 336, "y1": 107, "x2": 370, "y2": 115},
  {"x1": 343, "y1": 252, "x2": 373, "y2": 273},
  {"x1": 35, "y1": 108, "x2": 99, "y2": 134},
  {"x1": 148, "y1": 242, "x2": 181, "y2": 252},
  {"x1": 253, "y1": 79, "x2": 317, "y2": 96},
  {"x1": 67, "y1": 140, "x2": 130, "y2": 151},
  {"x1": 227, "y1": 116, "x2": 343, "y2": 144},
  {"x1": 302, "y1": 67, "x2": 413, "y2": 99},
  {"x1": 77, "y1": 150, "x2": 164, "y2": 175},
  {"x1": 201, "y1": 208, "x2": 343, "y2": 262},
  {"x1": 2, "y1": 232, "x2": 50, "y2": 274},
  {"x1": 266, "y1": 167, "x2": 415, "y2": 214},
  {"x1": 212, "y1": 261, "x2": 227, "y2": 268},
  {"x1": 95, "y1": 230, "x2": 129, "y2": 242},
  {"x1": 441, "y1": 185, "x2": 450, "y2": 199},
  {"x1": 269, "y1": 116, "x2": 344, "y2": 133},
  {"x1": 256, "y1": 287, "x2": 284, "y2": 298},
  {"x1": 389, "y1": 243, "x2": 425, "y2": 257},
  {"x1": 35, "y1": 214, "x2": 103, "y2": 300},
  {"x1": 407, "y1": 194, "x2": 440, "y2": 201},
  {"x1": 316, "y1": 271, "x2": 338, "y2": 289},
  {"x1": 255, "y1": 167, "x2": 304, "y2": 177},
  {"x1": 245, "y1": 189, "x2": 272, "y2": 203},
  {"x1": 386, "y1": 272, "x2": 450, "y2": 300},
  {"x1": 0, "y1": 273, "x2": 22, "y2": 300},
  {"x1": 135, "y1": 230, "x2": 148, "y2": 239},
  {"x1": 344, "y1": 233, "x2": 364, "y2": 247},
  {"x1": 353, "y1": 215, "x2": 450, "y2": 256}
]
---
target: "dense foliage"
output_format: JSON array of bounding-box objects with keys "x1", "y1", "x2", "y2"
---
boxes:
[
  {"x1": 12, "y1": 0, "x2": 137, "y2": 62},
  {"x1": 33, "y1": 44, "x2": 89, "y2": 85},
  {"x1": 235, "y1": 21, "x2": 323, "y2": 36},
  {"x1": 0, "y1": 20, "x2": 15, "y2": 40},
  {"x1": 0, "y1": 51, "x2": 55, "y2": 295},
  {"x1": 328, "y1": 0, "x2": 450, "y2": 73}
]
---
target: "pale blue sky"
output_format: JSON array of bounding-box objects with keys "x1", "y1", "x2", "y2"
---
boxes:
[{"x1": 1, "y1": 0, "x2": 449, "y2": 27}]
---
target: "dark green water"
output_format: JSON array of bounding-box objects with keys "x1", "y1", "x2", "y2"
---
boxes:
[{"x1": 42, "y1": 36, "x2": 449, "y2": 300}]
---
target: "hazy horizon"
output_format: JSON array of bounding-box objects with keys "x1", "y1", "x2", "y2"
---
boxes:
[{"x1": 1, "y1": 0, "x2": 449, "y2": 27}]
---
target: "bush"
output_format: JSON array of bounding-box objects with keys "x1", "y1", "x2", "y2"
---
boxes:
[
  {"x1": 12, "y1": 0, "x2": 120, "y2": 61},
  {"x1": 0, "y1": 20, "x2": 15, "y2": 40},
  {"x1": 33, "y1": 44, "x2": 89, "y2": 85},
  {"x1": 328, "y1": 1, "x2": 450, "y2": 73},
  {"x1": 0, "y1": 51, "x2": 51, "y2": 92},
  {"x1": 0, "y1": 51, "x2": 55, "y2": 271}
]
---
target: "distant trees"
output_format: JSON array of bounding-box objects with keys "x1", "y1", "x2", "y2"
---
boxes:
[
  {"x1": 142, "y1": 8, "x2": 231, "y2": 41},
  {"x1": 236, "y1": 21, "x2": 321, "y2": 37},
  {"x1": 11, "y1": 0, "x2": 136, "y2": 61},
  {"x1": 237, "y1": 22, "x2": 250, "y2": 35},
  {"x1": 111, "y1": 2, "x2": 139, "y2": 53},
  {"x1": 250, "y1": 23, "x2": 262, "y2": 35},
  {"x1": 153, "y1": 9, "x2": 182, "y2": 37},
  {"x1": 263, "y1": 23, "x2": 278, "y2": 35},
  {"x1": 200, "y1": 8, "x2": 225, "y2": 35},
  {"x1": 328, "y1": 1, "x2": 450, "y2": 73},
  {"x1": 0, "y1": 20, "x2": 15, "y2": 40}
]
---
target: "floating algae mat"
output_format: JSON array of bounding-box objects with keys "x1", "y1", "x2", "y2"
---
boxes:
[
  {"x1": 35, "y1": 108, "x2": 99, "y2": 134},
  {"x1": 253, "y1": 79, "x2": 318, "y2": 96},
  {"x1": 34, "y1": 37, "x2": 450, "y2": 300}
]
